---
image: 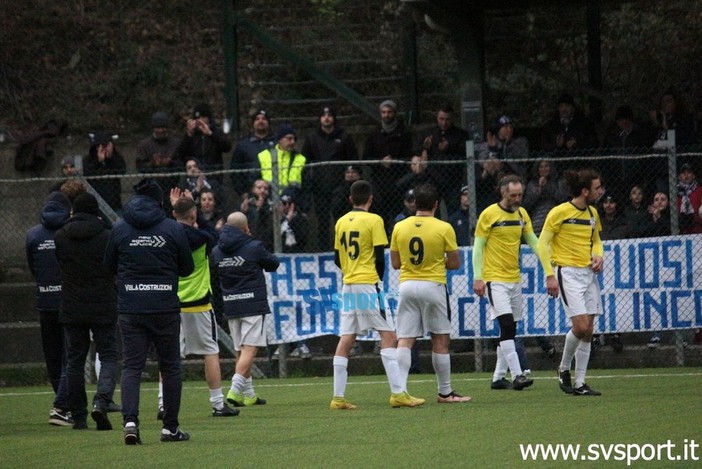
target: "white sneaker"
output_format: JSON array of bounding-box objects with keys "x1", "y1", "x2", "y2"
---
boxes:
[{"x1": 523, "y1": 369, "x2": 532, "y2": 377}]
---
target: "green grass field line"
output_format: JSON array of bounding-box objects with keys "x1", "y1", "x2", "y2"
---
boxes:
[{"x1": 0, "y1": 369, "x2": 700, "y2": 469}]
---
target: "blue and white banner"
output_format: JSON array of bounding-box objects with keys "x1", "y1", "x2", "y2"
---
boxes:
[{"x1": 264, "y1": 235, "x2": 702, "y2": 343}]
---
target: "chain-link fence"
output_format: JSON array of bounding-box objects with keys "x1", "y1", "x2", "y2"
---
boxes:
[{"x1": 4, "y1": 143, "x2": 702, "y2": 372}]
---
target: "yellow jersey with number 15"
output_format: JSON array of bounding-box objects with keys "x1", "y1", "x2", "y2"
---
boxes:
[
  {"x1": 390, "y1": 215, "x2": 458, "y2": 284},
  {"x1": 334, "y1": 209, "x2": 388, "y2": 284}
]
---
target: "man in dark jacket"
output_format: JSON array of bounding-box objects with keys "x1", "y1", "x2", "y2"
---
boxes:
[
  {"x1": 26, "y1": 191, "x2": 72, "y2": 426},
  {"x1": 230, "y1": 109, "x2": 275, "y2": 196},
  {"x1": 104, "y1": 178, "x2": 194, "y2": 445},
  {"x1": 362, "y1": 100, "x2": 413, "y2": 234},
  {"x1": 302, "y1": 105, "x2": 358, "y2": 250},
  {"x1": 83, "y1": 131, "x2": 127, "y2": 212},
  {"x1": 174, "y1": 103, "x2": 232, "y2": 181},
  {"x1": 55, "y1": 193, "x2": 118, "y2": 431},
  {"x1": 211, "y1": 212, "x2": 279, "y2": 406}
]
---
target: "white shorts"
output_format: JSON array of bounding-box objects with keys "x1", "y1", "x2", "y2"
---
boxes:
[
  {"x1": 180, "y1": 310, "x2": 219, "y2": 357},
  {"x1": 396, "y1": 280, "x2": 451, "y2": 338},
  {"x1": 486, "y1": 281, "x2": 523, "y2": 321},
  {"x1": 339, "y1": 284, "x2": 394, "y2": 336},
  {"x1": 228, "y1": 315, "x2": 267, "y2": 351},
  {"x1": 556, "y1": 266, "x2": 603, "y2": 317}
]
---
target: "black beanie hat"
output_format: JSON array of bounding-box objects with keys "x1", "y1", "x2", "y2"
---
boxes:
[
  {"x1": 73, "y1": 193, "x2": 100, "y2": 216},
  {"x1": 320, "y1": 105, "x2": 337, "y2": 120},
  {"x1": 275, "y1": 124, "x2": 297, "y2": 141},
  {"x1": 133, "y1": 177, "x2": 163, "y2": 203}
]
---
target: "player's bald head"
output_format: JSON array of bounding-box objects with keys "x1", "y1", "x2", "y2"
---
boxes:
[{"x1": 226, "y1": 211, "x2": 248, "y2": 230}]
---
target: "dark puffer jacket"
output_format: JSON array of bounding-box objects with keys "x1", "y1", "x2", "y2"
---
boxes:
[
  {"x1": 25, "y1": 192, "x2": 71, "y2": 311},
  {"x1": 104, "y1": 195, "x2": 194, "y2": 314},
  {"x1": 211, "y1": 224, "x2": 279, "y2": 318},
  {"x1": 55, "y1": 213, "x2": 116, "y2": 325}
]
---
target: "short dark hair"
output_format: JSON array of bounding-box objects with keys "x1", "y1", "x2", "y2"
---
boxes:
[
  {"x1": 563, "y1": 168, "x2": 601, "y2": 198},
  {"x1": 350, "y1": 180, "x2": 372, "y2": 206},
  {"x1": 173, "y1": 197, "x2": 196, "y2": 219},
  {"x1": 438, "y1": 103, "x2": 455, "y2": 114},
  {"x1": 414, "y1": 183, "x2": 439, "y2": 211}
]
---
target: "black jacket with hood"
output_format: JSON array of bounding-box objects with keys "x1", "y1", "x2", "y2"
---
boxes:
[
  {"x1": 211, "y1": 224, "x2": 279, "y2": 318},
  {"x1": 55, "y1": 213, "x2": 117, "y2": 324},
  {"x1": 104, "y1": 194, "x2": 194, "y2": 314}
]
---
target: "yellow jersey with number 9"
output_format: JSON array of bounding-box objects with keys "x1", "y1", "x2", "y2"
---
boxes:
[{"x1": 390, "y1": 216, "x2": 458, "y2": 284}]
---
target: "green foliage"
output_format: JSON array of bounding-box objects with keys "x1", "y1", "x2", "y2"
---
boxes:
[{"x1": 0, "y1": 369, "x2": 700, "y2": 467}]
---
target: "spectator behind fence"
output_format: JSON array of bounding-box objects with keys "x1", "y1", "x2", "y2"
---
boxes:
[
  {"x1": 83, "y1": 131, "x2": 127, "y2": 213},
  {"x1": 198, "y1": 187, "x2": 225, "y2": 231},
  {"x1": 648, "y1": 88, "x2": 697, "y2": 151},
  {"x1": 539, "y1": 93, "x2": 598, "y2": 161},
  {"x1": 601, "y1": 105, "x2": 651, "y2": 195},
  {"x1": 272, "y1": 189, "x2": 311, "y2": 359},
  {"x1": 419, "y1": 104, "x2": 470, "y2": 211},
  {"x1": 278, "y1": 188, "x2": 309, "y2": 253},
  {"x1": 395, "y1": 155, "x2": 438, "y2": 202},
  {"x1": 50, "y1": 155, "x2": 80, "y2": 193},
  {"x1": 598, "y1": 193, "x2": 631, "y2": 240},
  {"x1": 522, "y1": 159, "x2": 566, "y2": 235},
  {"x1": 135, "y1": 111, "x2": 182, "y2": 208},
  {"x1": 623, "y1": 185, "x2": 650, "y2": 239},
  {"x1": 54, "y1": 193, "x2": 118, "y2": 431},
  {"x1": 168, "y1": 190, "x2": 238, "y2": 418},
  {"x1": 362, "y1": 100, "x2": 413, "y2": 233},
  {"x1": 330, "y1": 164, "x2": 362, "y2": 223},
  {"x1": 258, "y1": 124, "x2": 308, "y2": 210},
  {"x1": 26, "y1": 191, "x2": 72, "y2": 427},
  {"x1": 104, "y1": 178, "x2": 194, "y2": 445},
  {"x1": 231, "y1": 109, "x2": 275, "y2": 197},
  {"x1": 180, "y1": 157, "x2": 224, "y2": 207},
  {"x1": 593, "y1": 192, "x2": 627, "y2": 352},
  {"x1": 175, "y1": 103, "x2": 232, "y2": 181},
  {"x1": 676, "y1": 163, "x2": 702, "y2": 234},
  {"x1": 241, "y1": 179, "x2": 273, "y2": 247},
  {"x1": 475, "y1": 116, "x2": 527, "y2": 213},
  {"x1": 212, "y1": 212, "x2": 279, "y2": 407},
  {"x1": 448, "y1": 185, "x2": 472, "y2": 247},
  {"x1": 645, "y1": 189, "x2": 673, "y2": 349},
  {"x1": 302, "y1": 105, "x2": 358, "y2": 251}
]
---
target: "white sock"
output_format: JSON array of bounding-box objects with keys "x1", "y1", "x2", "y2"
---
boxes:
[
  {"x1": 559, "y1": 330, "x2": 580, "y2": 372},
  {"x1": 209, "y1": 388, "x2": 224, "y2": 410},
  {"x1": 380, "y1": 347, "x2": 404, "y2": 394},
  {"x1": 94, "y1": 353, "x2": 101, "y2": 379},
  {"x1": 492, "y1": 345, "x2": 508, "y2": 382},
  {"x1": 574, "y1": 341, "x2": 592, "y2": 388},
  {"x1": 396, "y1": 347, "x2": 412, "y2": 391},
  {"x1": 431, "y1": 352, "x2": 452, "y2": 395},
  {"x1": 158, "y1": 381, "x2": 164, "y2": 409},
  {"x1": 231, "y1": 373, "x2": 246, "y2": 394},
  {"x1": 244, "y1": 376, "x2": 255, "y2": 398},
  {"x1": 332, "y1": 355, "x2": 348, "y2": 398},
  {"x1": 499, "y1": 339, "x2": 523, "y2": 380}
]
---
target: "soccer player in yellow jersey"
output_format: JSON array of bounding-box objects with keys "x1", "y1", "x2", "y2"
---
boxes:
[
  {"x1": 390, "y1": 183, "x2": 471, "y2": 404},
  {"x1": 472, "y1": 175, "x2": 537, "y2": 391},
  {"x1": 537, "y1": 169, "x2": 604, "y2": 396},
  {"x1": 330, "y1": 180, "x2": 415, "y2": 409}
]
